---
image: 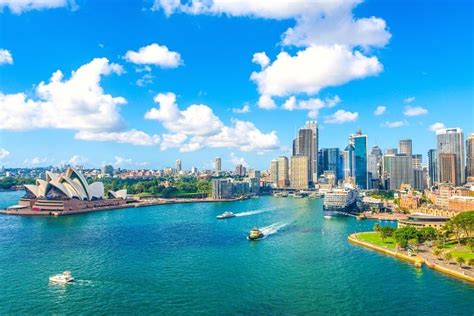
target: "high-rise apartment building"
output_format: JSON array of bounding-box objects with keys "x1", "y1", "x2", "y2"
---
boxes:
[
  {"x1": 436, "y1": 128, "x2": 465, "y2": 185},
  {"x1": 349, "y1": 129, "x2": 368, "y2": 189},
  {"x1": 235, "y1": 164, "x2": 246, "y2": 177},
  {"x1": 467, "y1": 133, "x2": 474, "y2": 180},
  {"x1": 175, "y1": 159, "x2": 182, "y2": 172},
  {"x1": 319, "y1": 148, "x2": 341, "y2": 181},
  {"x1": 412, "y1": 154, "x2": 422, "y2": 170},
  {"x1": 290, "y1": 155, "x2": 309, "y2": 189},
  {"x1": 428, "y1": 149, "x2": 438, "y2": 184},
  {"x1": 270, "y1": 159, "x2": 279, "y2": 185},
  {"x1": 214, "y1": 157, "x2": 221, "y2": 173},
  {"x1": 277, "y1": 156, "x2": 289, "y2": 188},
  {"x1": 293, "y1": 121, "x2": 318, "y2": 183},
  {"x1": 343, "y1": 144, "x2": 355, "y2": 180},
  {"x1": 439, "y1": 153, "x2": 457, "y2": 184},
  {"x1": 399, "y1": 139, "x2": 413, "y2": 155},
  {"x1": 305, "y1": 120, "x2": 319, "y2": 182}
]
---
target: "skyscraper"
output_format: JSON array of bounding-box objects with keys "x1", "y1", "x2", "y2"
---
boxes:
[
  {"x1": 384, "y1": 148, "x2": 398, "y2": 155},
  {"x1": 386, "y1": 154, "x2": 413, "y2": 190},
  {"x1": 270, "y1": 159, "x2": 279, "y2": 185},
  {"x1": 349, "y1": 129, "x2": 368, "y2": 189},
  {"x1": 320, "y1": 148, "x2": 341, "y2": 181},
  {"x1": 343, "y1": 144, "x2": 355, "y2": 180},
  {"x1": 175, "y1": 159, "x2": 182, "y2": 172},
  {"x1": 290, "y1": 155, "x2": 309, "y2": 189},
  {"x1": 412, "y1": 154, "x2": 422, "y2": 169},
  {"x1": 214, "y1": 157, "x2": 221, "y2": 173},
  {"x1": 296, "y1": 128, "x2": 313, "y2": 181},
  {"x1": 235, "y1": 164, "x2": 246, "y2": 177},
  {"x1": 399, "y1": 139, "x2": 413, "y2": 155},
  {"x1": 277, "y1": 156, "x2": 289, "y2": 188},
  {"x1": 439, "y1": 153, "x2": 457, "y2": 184},
  {"x1": 368, "y1": 145, "x2": 383, "y2": 189},
  {"x1": 428, "y1": 149, "x2": 438, "y2": 185},
  {"x1": 467, "y1": 133, "x2": 474, "y2": 180},
  {"x1": 436, "y1": 128, "x2": 465, "y2": 185},
  {"x1": 305, "y1": 120, "x2": 319, "y2": 182}
]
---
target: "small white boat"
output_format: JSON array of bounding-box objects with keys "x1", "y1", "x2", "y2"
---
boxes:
[
  {"x1": 49, "y1": 271, "x2": 74, "y2": 284},
  {"x1": 216, "y1": 211, "x2": 236, "y2": 219}
]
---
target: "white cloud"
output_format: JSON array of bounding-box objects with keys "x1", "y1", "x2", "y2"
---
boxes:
[
  {"x1": 0, "y1": 0, "x2": 77, "y2": 14},
  {"x1": 75, "y1": 130, "x2": 160, "y2": 146},
  {"x1": 136, "y1": 73, "x2": 154, "y2": 87},
  {"x1": 145, "y1": 92, "x2": 280, "y2": 152},
  {"x1": 230, "y1": 152, "x2": 247, "y2": 167},
  {"x1": 232, "y1": 103, "x2": 251, "y2": 114},
  {"x1": 252, "y1": 52, "x2": 270, "y2": 69},
  {"x1": 282, "y1": 95, "x2": 340, "y2": 118},
  {"x1": 404, "y1": 105, "x2": 428, "y2": 117},
  {"x1": 0, "y1": 58, "x2": 158, "y2": 146},
  {"x1": 0, "y1": 148, "x2": 10, "y2": 159},
  {"x1": 381, "y1": 120, "x2": 408, "y2": 128},
  {"x1": 324, "y1": 109, "x2": 358, "y2": 124},
  {"x1": 374, "y1": 105, "x2": 386, "y2": 116},
  {"x1": 0, "y1": 49, "x2": 13, "y2": 65},
  {"x1": 403, "y1": 96, "x2": 415, "y2": 103},
  {"x1": 257, "y1": 94, "x2": 277, "y2": 110},
  {"x1": 250, "y1": 45, "x2": 383, "y2": 98},
  {"x1": 124, "y1": 43, "x2": 182, "y2": 68},
  {"x1": 67, "y1": 155, "x2": 88, "y2": 166},
  {"x1": 429, "y1": 122, "x2": 446, "y2": 132},
  {"x1": 23, "y1": 157, "x2": 48, "y2": 165}
]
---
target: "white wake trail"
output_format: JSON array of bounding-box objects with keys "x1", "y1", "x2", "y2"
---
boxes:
[
  {"x1": 260, "y1": 221, "x2": 288, "y2": 237},
  {"x1": 235, "y1": 208, "x2": 274, "y2": 217}
]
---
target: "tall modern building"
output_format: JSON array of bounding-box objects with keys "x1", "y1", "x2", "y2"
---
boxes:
[
  {"x1": 384, "y1": 148, "x2": 398, "y2": 155},
  {"x1": 319, "y1": 148, "x2": 341, "y2": 181},
  {"x1": 305, "y1": 120, "x2": 319, "y2": 183},
  {"x1": 349, "y1": 129, "x2": 368, "y2": 189},
  {"x1": 428, "y1": 149, "x2": 438, "y2": 185},
  {"x1": 386, "y1": 154, "x2": 413, "y2": 190},
  {"x1": 270, "y1": 159, "x2": 279, "y2": 185},
  {"x1": 290, "y1": 155, "x2": 309, "y2": 189},
  {"x1": 412, "y1": 154, "x2": 422, "y2": 169},
  {"x1": 101, "y1": 165, "x2": 114, "y2": 176},
  {"x1": 368, "y1": 145, "x2": 383, "y2": 189},
  {"x1": 399, "y1": 139, "x2": 413, "y2": 155},
  {"x1": 467, "y1": 133, "x2": 474, "y2": 180},
  {"x1": 175, "y1": 159, "x2": 182, "y2": 172},
  {"x1": 439, "y1": 153, "x2": 457, "y2": 184},
  {"x1": 235, "y1": 164, "x2": 246, "y2": 177},
  {"x1": 214, "y1": 157, "x2": 221, "y2": 173},
  {"x1": 277, "y1": 156, "x2": 289, "y2": 188},
  {"x1": 343, "y1": 144, "x2": 355, "y2": 180},
  {"x1": 436, "y1": 128, "x2": 465, "y2": 185}
]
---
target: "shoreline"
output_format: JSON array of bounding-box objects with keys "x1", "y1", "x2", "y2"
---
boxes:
[
  {"x1": 348, "y1": 232, "x2": 474, "y2": 284},
  {"x1": 0, "y1": 195, "x2": 250, "y2": 217}
]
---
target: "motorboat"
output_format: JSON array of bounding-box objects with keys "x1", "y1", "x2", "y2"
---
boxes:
[
  {"x1": 248, "y1": 227, "x2": 264, "y2": 240},
  {"x1": 49, "y1": 271, "x2": 74, "y2": 284},
  {"x1": 216, "y1": 211, "x2": 236, "y2": 219}
]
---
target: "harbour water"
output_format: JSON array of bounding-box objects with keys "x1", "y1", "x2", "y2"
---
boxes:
[{"x1": 0, "y1": 191, "x2": 472, "y2": 315}]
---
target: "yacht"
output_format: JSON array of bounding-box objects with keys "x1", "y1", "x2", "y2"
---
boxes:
[
  {"x1": 49, "y1": 271, "x2": 74, "y2": 284},
  {"x1": 323, "y1": 187, "x2": 358, "y2": 217},
  {"x1": 216, "y1": 211, "x2": 236, "y2": 219},
  {"x1": 247, "y1": 227, "x2": 264, "y2": 240}
]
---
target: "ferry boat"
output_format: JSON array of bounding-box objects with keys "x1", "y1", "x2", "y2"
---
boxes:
[
  {"x1": 323, "y1": 187, "x2": 358, "y2": 217},
  {"x1": 247, "y1": 227, "x2": 264, "y2": 240},
  {"x1": 49, "y1": 271, "x2": 74, "y2": 284},
  {"x1": 216, "y1": 211, "x2": 236, "y2": 219},
  {"x1": 273, "y1": 192, "x2": 288, "y2": 197}
]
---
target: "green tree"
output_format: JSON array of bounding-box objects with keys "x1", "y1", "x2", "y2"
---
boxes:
[
  {"x1": 393, "y1": 226, "x2": 418, "y2": 249},
  {"x1": 456, "y1": 256, "x2": 465, "y2": 268},
  {"x1": 379, "y1": 226, "x2": 394, "y2": 241},
  {"x1": 468, "y1": 258, "x2": 474, "y2": 268},
  {"x1": 433, "y1": 248, "x2": 442, "y2": 259},
  {"x1": 444, "y1": 252, "x2": 453, "y2": 263},
  {"x1": 373, "y1": 223, "x2": 381, "y2": 232},
  {"x1": 446, "y1": 211, "x2": 474, "y2": 245},
  {"x1": 418, "y1": 227, "x2": 438, "y2": 243}
]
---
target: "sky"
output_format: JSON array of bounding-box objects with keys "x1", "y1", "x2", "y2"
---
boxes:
[{"x1": 0, "y1": 0, "x2": 472, "y2": 171}]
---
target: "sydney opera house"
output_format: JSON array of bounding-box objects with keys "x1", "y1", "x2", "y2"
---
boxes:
[{"x1": 3, "y1": 167, "x2": 133, "y2": 216}]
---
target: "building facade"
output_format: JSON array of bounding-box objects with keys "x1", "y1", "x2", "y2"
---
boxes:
[
  {"x1": 290, "y1": 155, "x2": 309, "y2": 189},
  {"x1": 214, "y1": 157, "x2": 222, "y2": 173},
  {"x1": 467, "y1": 133, "x2": 474, "y2": 180},
  {"x1": 277, "y1": 156, "x2": 289, "y2": 188},
  {"x1": 387, "y1": 154, "x2": 413, "y2": 190},
  {"x1": 436, "y1": 128, "x2": 465, "y2": 185},
  {"x1": 428, "y1": 149, "x2": 438, "y2": 185},
  {"x1": 350, "y1": 130, "x2": 368, "y2": 189},
  {"x1": 399, "y1": 139, "x2": 413, "y2": 155}
]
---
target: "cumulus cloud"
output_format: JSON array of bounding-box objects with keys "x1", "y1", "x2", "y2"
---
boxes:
[
  {"x1": 381, "y1": 120, "x2": 408, "y2": 128},
  {"x1": 324, "y1": 109, "x2": 358, "y2": 124},
  {"x1": 252, "y1": 52, "x2": 270, "y2": 69},
  {"x1": 257, "y1": 94, "x2": 277, "y2": 110},
  {"x1": 374, "y1": 105, "x2": 386, "y2": 116},
  {"x1": 0, "y1": 0, "x2": 77, "y2": 14},
  {"x1": 124, "y1": 43, "x2": 182, "y2": 68},
  {"x1": 429, "y1": 122, "x2": 446, "y2": 132},
  {"x1": 67, "y1": 155, "x2": 88, "y2": 166},
  {"x1": 75, "y1": 130, "x2": 160, "y2": 146},
  {"x1": 145, "y1": 92, "x2": 280, "y2": 152},
  {"x1": 108, "y1": 156, "x2": 148, "y2": 168},
  {"x1": 0, "y1": 148, "x2": 10, "y2": 159},
  {"x1": 250, "y1": 45, "x2": 383, "y2": 98},
  {"x1": 0, "y1": 49, "x2": 13, "y2": 65},
  {"x1": 0, "y1": 58, "x2": 159, "y2": 146},
  {"x1": 403, "y1": 96, "x2": 415, "y2": 103},
  {"x1": 282, "y1": 95, "x2": 340, "y2": 118},
  {"x1": 230, "y1": 152, "x2": 247, "y2": 167},
  {"x1": 232, "y1": 103, "x2": 251, "y2": 114},
  {"x1": 404, "y1": 105, "x2": 428, "y2": 117},
  {"x1": 23, "y1": 157, "x2": 48, "y2": 165}
]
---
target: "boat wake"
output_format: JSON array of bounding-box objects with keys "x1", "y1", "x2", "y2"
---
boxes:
[
  {"x1": 235, "y1": 208, "x2": 274, "y2": 217},
  {"x1": 260, "y1": 222, "x2": 288, "y2": 238}
]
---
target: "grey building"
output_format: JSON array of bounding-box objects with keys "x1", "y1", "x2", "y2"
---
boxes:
[
  {"x1": 399, "y1": 139, "x2": 413, "y2": 155},
  {"x1": 436, "y1": 128, "x2": 465, "y2": 185}
]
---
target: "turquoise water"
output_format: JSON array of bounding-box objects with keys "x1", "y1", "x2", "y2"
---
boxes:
[{"x1": 0, "y1": 191, "x2": 472, "y2": 315}]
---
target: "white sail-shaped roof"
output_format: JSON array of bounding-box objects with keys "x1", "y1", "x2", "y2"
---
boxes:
[{"x1": 89, "y1": 182, "x2": 104, "y2": 199}]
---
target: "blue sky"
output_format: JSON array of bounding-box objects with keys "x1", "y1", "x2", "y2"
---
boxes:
[{"x1": 0, "y1": 0, "x2": 472, "y2": 170}]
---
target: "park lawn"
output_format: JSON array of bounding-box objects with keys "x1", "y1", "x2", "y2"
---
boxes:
[
  {"x1": 357, "y1": 232, "x2": 397, "y2": 249},
  {"x1": 450, "y1": 250, "x2": 474, "y2": 260}
]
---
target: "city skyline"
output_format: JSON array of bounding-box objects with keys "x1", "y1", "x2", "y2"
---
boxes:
[{"x1": 0, "y1": 0, "x2": 473, "y2": 170}]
